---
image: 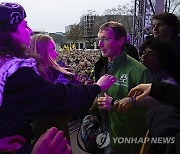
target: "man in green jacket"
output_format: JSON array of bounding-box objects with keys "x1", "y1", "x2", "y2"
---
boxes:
[{"x1": 93, "y1": 21, "x2": 153, "y2": 153}]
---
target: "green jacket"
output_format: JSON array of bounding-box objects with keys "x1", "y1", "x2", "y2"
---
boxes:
[{"x1": 94, "y1": 51, "x2": 153, "y2": 151}]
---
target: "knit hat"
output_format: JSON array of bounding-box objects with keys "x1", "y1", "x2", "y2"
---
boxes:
[{"x1": 0, "y1": 2, "x2": 26, "y2": 29}]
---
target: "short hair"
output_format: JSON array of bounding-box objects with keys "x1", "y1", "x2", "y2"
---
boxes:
[
  {"x1": 99, "y1": 21, "x2": 127, "y2": 41},
  {"x1": 153, "y1": 12, "x2": 180, "y2": 35}
]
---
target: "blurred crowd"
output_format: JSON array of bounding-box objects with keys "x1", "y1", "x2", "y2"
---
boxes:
[
  {"x1": 0, "y1": 1, "x2": 180, "y2": 154},
  {"x1": 58, "y1": 49, "x2": 101, "y2": 84}
]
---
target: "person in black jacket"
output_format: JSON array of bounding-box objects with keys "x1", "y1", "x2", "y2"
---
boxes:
[
  {"x1": 0, "y1": 2, "x2": 116, "y2": 153},
  {"x1": 128, "y1": 82, "x2": 180, "y2": 108},
  {"x1": 125, "y1": 34, "x2": 139, "y2": 61},
  {"x1": 152, "y1": 12, "x2": 180, "y2": 83},
  {"x1": 128, "y1": 82, "x2": 180, "y2": 154}
]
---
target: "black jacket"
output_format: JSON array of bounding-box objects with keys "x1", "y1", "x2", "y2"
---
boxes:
[
  {"x1": 147, "y1": 81, "x2": 180, "y2": 154},
  {"x1": 0, "y1": 67, "x2": 101, "y2": 139},
  {"x1": 150, "y1": 81, "x2": 180, "y2": 109}
]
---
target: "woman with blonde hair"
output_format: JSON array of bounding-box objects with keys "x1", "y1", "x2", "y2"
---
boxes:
[
  {"x1": 30, "y1": 34, "x2": 78, "y2": 143},
  {"x1": 30, "y1": 34, "x2": 75, "y2": 84}
]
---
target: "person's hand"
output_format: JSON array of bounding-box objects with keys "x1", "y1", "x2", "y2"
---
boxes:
[
  {"x1": 32, "y1": 127, "x2": 72, "y2": 154},
  {"x1": 128, "y1": 83, "x2": 152, "y2": 102},
  {"x1": 97, "y1": 93, "x2": 112, "y2": 111},
  {"x1": 95, "y1": 74, "x2": 116, "y2": 91},
  {"x1": 70, "y1": 74, "x2": 82, "y2": 84},
  {"x1": 0, "y1": 135, "x2": 26, "y2": 153},
  {"x1": 59, "y1": 66, "x2": 74, "y2": 76},
  {"x1": 114, "y1": 97, "x2": 133, "y2": 113}
]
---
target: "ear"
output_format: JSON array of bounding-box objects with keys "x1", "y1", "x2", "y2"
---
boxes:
[{"x1": 117, "y1": 37, "x2": 126, "y2": 47}]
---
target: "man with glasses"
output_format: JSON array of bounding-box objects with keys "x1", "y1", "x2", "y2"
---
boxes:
[{"x1": 91, "y1": 21, "x2": 153, "y2": 153}]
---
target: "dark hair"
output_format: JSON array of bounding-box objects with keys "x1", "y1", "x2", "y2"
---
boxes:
[
  {"x1": 0, "y1": 23, "x2": 28, "y2": 58},
  {"x1": 99, "y1": 21, "x2": 127, "y2": 41},
  {"x1": 153, "y1": 12, "x2": 180, "y2": 35},
  {"x1": 139, "y1": 39, "x2": 177, "y2": 78}
]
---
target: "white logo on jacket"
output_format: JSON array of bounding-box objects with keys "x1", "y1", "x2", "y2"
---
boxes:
[{"x1": 116, "y1": 74, "x2": 128, "y2": 87}]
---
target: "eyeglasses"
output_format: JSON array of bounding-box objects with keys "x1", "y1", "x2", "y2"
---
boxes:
[{"x1": 98, "y1": 37, "x2": 111, "y2": 43}]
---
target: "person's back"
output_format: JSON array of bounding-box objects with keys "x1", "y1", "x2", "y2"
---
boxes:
[
  {"x1": 126, "y1": 43, "x2": 139, "y2": 61},
  {"x1": 125, "y1": 34, "x2": 139, "y2": 61}
]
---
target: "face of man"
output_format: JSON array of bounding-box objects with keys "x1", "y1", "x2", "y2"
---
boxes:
[
  {"x1": 153, "y1": 19, "x2": 173, "y2": 40},
  {"x1": 98, "y1": 27, "x2": 124, "y2": 61},
  {"x1": 11, "y1": 19, "x2": 32, "y2": 48}
]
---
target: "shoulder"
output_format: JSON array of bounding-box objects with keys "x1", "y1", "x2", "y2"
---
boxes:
[
  {"x1": 170, "y1": 36, "x2": 180, "y2": 48},
  {"x1": 127, "y1": 55, "x2": 147, "y2": 71},
  {"x1": 161, "y1": 77, "x2": 178, "y2": 85},
  {"x1": 7, "y1": 67, "x2": 43, "y2": 85},
  {"x1": 10, "y1": 67, "x2": 39, "y2": 78},
  {"x1": 125, "y1": 56, "x2": 153, "y2": 82},
  {"x1": 95, "y1": 56, "x2": 107, "y2": 67},
  {"x1": 4, "y1": 67, "x2": 60, "y2": 97}
]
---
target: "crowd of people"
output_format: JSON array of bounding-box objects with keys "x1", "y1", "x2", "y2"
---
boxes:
[
  {"x1": 58, "y1": 49, "x2": 100, "y2": 84},
  {"x1": 0, "y1": 1, "x2": 180, "y2": 154}
]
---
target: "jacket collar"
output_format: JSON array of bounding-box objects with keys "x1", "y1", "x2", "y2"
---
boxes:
[{"x1": 94, "y1": 50, "x2": 127, "y2": 81}]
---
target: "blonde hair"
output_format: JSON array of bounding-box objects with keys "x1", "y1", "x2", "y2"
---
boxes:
[{"x1": 30, "y1": 34, "x2": 66, "y2": 81}]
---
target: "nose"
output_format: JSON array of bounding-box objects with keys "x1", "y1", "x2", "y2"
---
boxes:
[
  {"x1": 141, "y1": 52, "x2": 148, "y2": 60},
  {"x1": 153, "y1": 25, "x2": 158, "y2": 31},
  {"x1": 98, "y1": 40, "x2": 104, "y2": 48},
  {"x1": 55, "y1": 51, "x2": 58, "y2": 57},
  {"x1": 28, "y1": 27, "x2": 33, "y2": 35}
]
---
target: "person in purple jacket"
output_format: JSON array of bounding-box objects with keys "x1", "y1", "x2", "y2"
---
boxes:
[{"x1": 0, "y1": 2, "x2": 116, "y2": 153}]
